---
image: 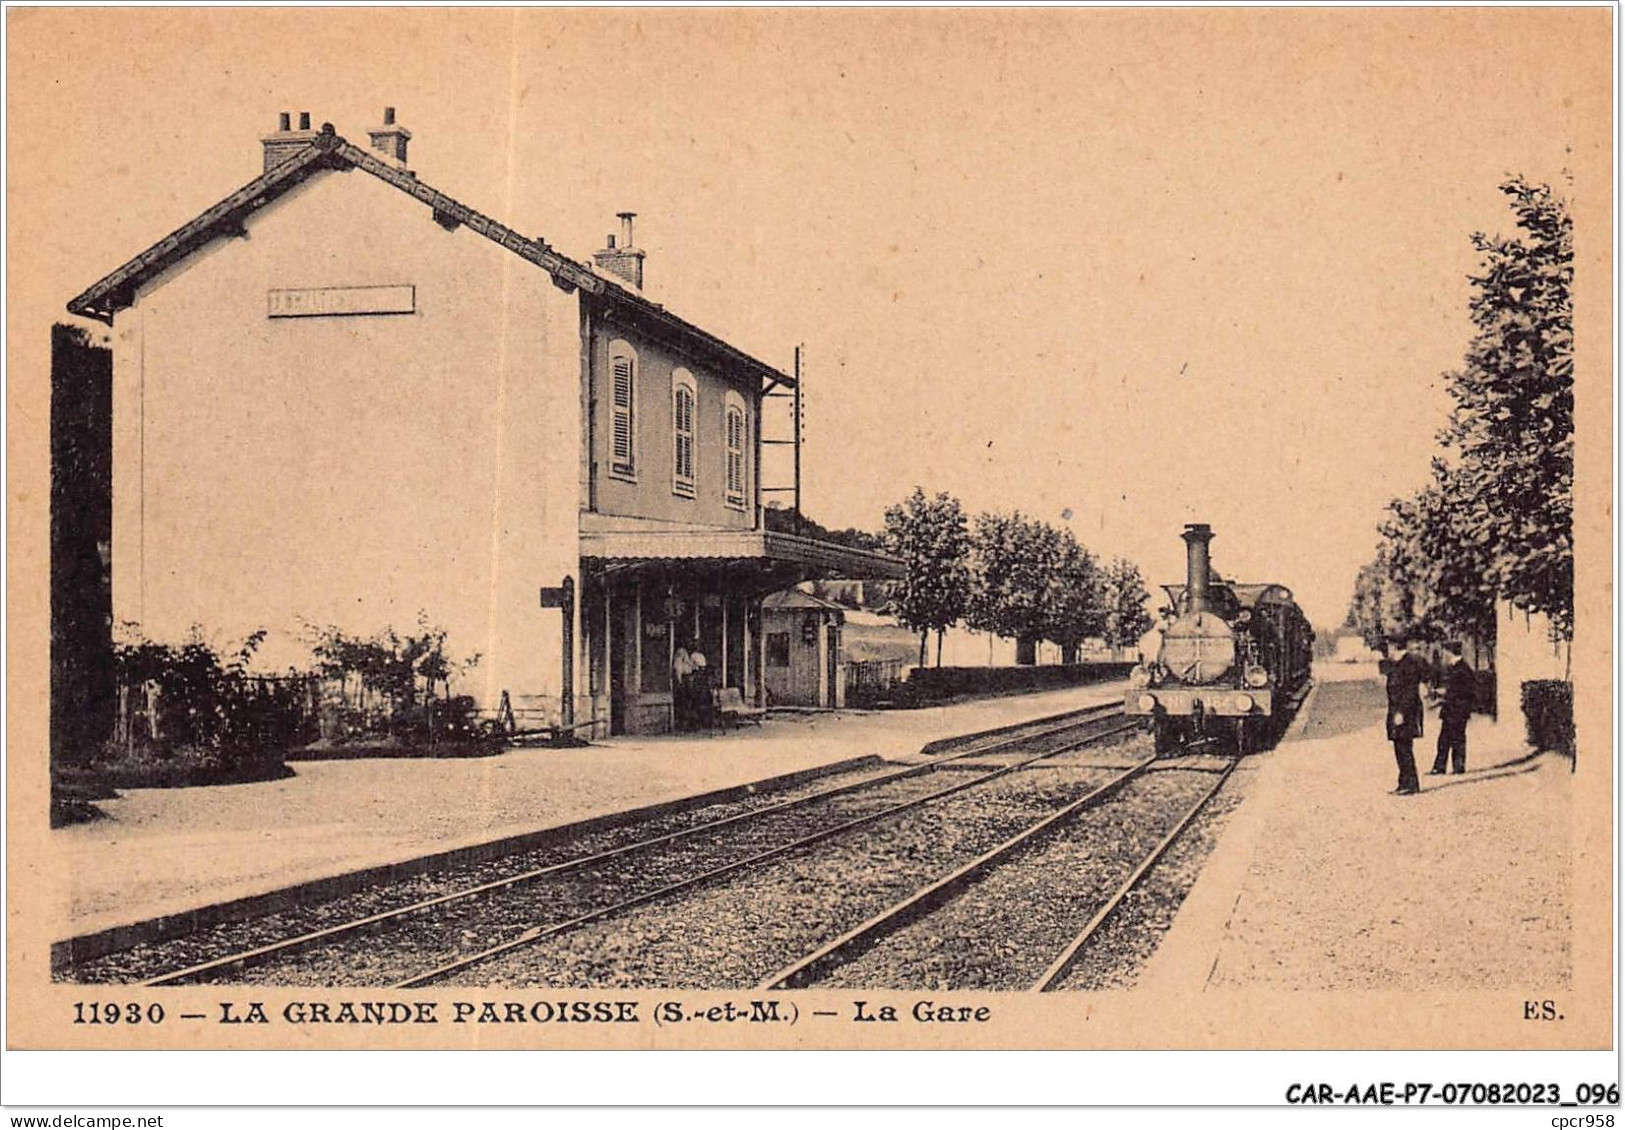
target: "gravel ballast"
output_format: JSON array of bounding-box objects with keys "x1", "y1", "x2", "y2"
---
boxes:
[
  {"x1": 69, "y1": 712, "x2": 1146, "y2": 989},
  {"x1": 1052, "y1": 772, "x2": 1250, "y2": 990},
  {"x1": 819, "y1": 767, "x2": 1219, "y2": 990},
  {"x1": 436, "y1": 762, "x2": 1134, "y2": 989},
  {"x1": 65, "y1": 761, "x2": 896, "y2": 984}
]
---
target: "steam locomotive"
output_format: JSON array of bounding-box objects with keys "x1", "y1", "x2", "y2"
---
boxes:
[{"x1": 1126, "y1": 523, "x2": 1314, "y2": 753}]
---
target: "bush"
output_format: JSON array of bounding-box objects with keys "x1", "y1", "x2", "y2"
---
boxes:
[
  {"x1": 305, "y1": 618, "x2": 481, "y2": 745},
  {"x1": 110, "y1": 631, "x2": 310, "y2": 775},
  {"x1": 1520, "y1": 679, "x2": 1574, "y2": 757}
]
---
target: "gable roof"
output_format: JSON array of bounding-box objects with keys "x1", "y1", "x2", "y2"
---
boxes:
[
  {"x1": 66, "y1": 123, "x2": 794, "y2": 389},
  {"x1": 763, "y1": 588, "x2": 849, "y2": 613}
]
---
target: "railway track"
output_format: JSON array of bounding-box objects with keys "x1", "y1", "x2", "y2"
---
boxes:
[
  {"x1": 771, "y1": 757, "x2": 1236, "y2": 991},
  {"x1": 69, "y1": 701, "x2": 1133, "y2": 987},
  {"x1": 399, "y1": 705, "x2": 1141, "y2": 988}
]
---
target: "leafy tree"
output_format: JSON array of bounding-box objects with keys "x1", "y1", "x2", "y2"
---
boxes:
[
  {"x1": 966, "y1": 511, "x2": 1067, "y2": 664},
  {"x1": 1349, "y1": 176, "x2": 1573, "y2": 646},
  {"x1": 882, "y1": 488, "x2": 973, "y2": 666},
  {"x1": 1439, "y1": 176, "x2": 1573, "y2": 637},
  {"x1": 1042, "y1": 531, "x2": 1107, "y2": 663},
  {"x1": 1380, "y1": 461, "x2": 1498, "y2": 640},
  {"x1": 764, "y1": 504, "x2": 886, "y2": 551},
  {"x1": 1346, "y1": 557, "x2": 1404, "y2": 648},
  {"x1": 1101, "y1": 557, "x2": 1154, "y2": 650}
]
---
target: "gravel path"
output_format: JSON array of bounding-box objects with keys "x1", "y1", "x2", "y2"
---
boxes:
[
  {"x1": 819, "y1": 768, "x2": 1218, "y2": 990},
  {"x1": 1150, "y1": 674, "x2": 1575, "y2": 993},
  {"x1": 436, "y1": 761, "x2": 1135, "y2": 989}
]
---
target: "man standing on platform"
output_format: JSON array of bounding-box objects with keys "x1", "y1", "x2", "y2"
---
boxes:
[
  {"x1": 1381, "y1": 633, "x2": 1427, "y2": 795},
  {"x1": 1430, "y1": 640, "x2": 1474, "y2": 775}
]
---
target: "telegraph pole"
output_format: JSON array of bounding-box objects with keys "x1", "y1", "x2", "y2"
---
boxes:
[{"x1": 793, "y1": 345, "x2": 803, "y2": 536}]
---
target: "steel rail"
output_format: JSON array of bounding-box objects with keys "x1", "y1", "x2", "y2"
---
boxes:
[
  {"x1": 136, "y1": 702, "x2": 1126, "y2": 987},
  {"x1": 757, "y1": 754, "x2": 1158, "y2": 990},
  {"x1": 1031, "y1": 758, "x2": 1237, "y2": 992},
  {"x1": 393, "y1": 717, "x2": 1143, "y2": 988}
]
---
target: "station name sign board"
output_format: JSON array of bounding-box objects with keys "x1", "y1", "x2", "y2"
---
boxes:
[{"x1": 268, "y1": 285, "x2": 416, "y2": 319}]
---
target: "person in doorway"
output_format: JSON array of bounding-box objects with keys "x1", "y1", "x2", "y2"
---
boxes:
[
  {"x1": 672, "y1": 642, "x2": 696, "y2": 730},
  {"x1": 1380, "y1": 633, "x2": 1428, "y2": 795},
  {"x1": 1429, "y1": 640, "x2": 1474, "y2": 775},
  {"x1": 688, "y1": 648, "x2": 712, "y2": 728}
]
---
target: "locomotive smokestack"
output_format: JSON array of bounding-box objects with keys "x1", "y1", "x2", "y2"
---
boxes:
[{"x1": 1182, "y1": 523, "x2": 1215, "y2": 615}]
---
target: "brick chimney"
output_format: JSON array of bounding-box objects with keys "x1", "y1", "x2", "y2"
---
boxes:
[
  {"x1": 261, "y1": 111, "x2": 319, "y2": 173},
  {"x1": 593, "y1": 213, "x2": 645, "y2": 290},
  {"x1": 367, "y1": 106, "x2": 411, "y2": 169}
]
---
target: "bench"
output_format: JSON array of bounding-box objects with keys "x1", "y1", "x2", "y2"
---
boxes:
[{"x1": 714, "y1": 687, "x2": 766, "y2": 727}]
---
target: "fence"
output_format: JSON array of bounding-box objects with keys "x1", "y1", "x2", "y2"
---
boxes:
[
  {"x1": 111, "y1": 672, "x2": 483, "y2": 753},
  {"x1": 112, "y1": 673, "x2": 322, "y2": 755},
  {"x1": 844, "y1": 658, "x2": 908, "y2": 707}
]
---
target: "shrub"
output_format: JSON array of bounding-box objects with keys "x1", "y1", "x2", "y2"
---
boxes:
[
  {"x1": 109, "y1": 630, "x2": 311, "y2": 772},
  {"x1": 304, "y1": 616, "x2": 482, "y2": 746},
  {"x1": 893, "y1": 662, "x2": 1134, "y2": 706},
  {"x1": 1520, "y1": 679, "x2": 1574, "y2": 757}
]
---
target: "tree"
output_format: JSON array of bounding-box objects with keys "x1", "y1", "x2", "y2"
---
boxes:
[
  {"x1": 1348, "y1": 176, "x2": 1573, "y2": 647},
  {"x1": 764, "y1": 504, "x2": 886, "y2": 551},
  {"x1": 966, "y1": 511, "x2": 1066, "y2": 664},
  {"x1": 1439, "y1": 176, "x2": 1573, "y2": 637},
  {"x1": 882, "y1": 488, "x2": 972, "y2": 666},
  {"x1": 1346, "y1": 556, "x2": 1406, "y2": 648},
  {"x1": 1042, "y1": 531, "x2": 1107, "y2": 664},
  {"x1": 1101, "y1": 557, "x2": 1154, "y2": 651}
]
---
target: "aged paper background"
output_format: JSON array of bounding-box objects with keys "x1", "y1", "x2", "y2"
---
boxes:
[{"x1": 5, "y1": 6, "x2": 1614, "y2": 1059}]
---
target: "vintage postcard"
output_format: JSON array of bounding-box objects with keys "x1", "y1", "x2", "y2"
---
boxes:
[{"x1": 5, "y1": 4, "x2": 1615, "y2": 1095}]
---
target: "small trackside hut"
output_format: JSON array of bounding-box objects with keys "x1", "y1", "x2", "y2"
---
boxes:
[{"x1": 761, "y1": 588, "x2": 848, "y2": 709}]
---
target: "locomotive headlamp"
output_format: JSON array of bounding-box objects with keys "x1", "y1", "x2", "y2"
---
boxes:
[
  {"x1": 1137, "y1": 693, "x2": 1157, "y2": 712},
  {"x1": 1244, "y1": 665, "x2": 1269, "y2": 688},
  {"x1": 1128, "y1": 664, "x2": 1152, "y2": 688},
  {"x1": 1232, "y1": 693, "x2": 1255, "y2": 712}
]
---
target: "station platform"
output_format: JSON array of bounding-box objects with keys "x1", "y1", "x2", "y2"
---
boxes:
[
  {"x1": 1140, "y1": 662, "x2": 1574, "y2": 993},
  {"x1": 51, "y1": 679, "x2": 1127, "y2": 942}
]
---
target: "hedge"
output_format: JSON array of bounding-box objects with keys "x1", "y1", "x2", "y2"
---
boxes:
[
  {"x1": 1520, "y1": 679, "x2": 1574, "y2": 758},
  {"x1": 890, "y1": 662, "x2": 1135, "y2": 706}
]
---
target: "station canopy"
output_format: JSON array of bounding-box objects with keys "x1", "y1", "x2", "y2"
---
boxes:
[{"x1": 580, "y1": 513, "x2": 904, "y2": 596}]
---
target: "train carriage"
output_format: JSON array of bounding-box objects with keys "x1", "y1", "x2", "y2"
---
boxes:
[{"x1": 1127, "y1": 524, "x2": 1314, "y2": 753}]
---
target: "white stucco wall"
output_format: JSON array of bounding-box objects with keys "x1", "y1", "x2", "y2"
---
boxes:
[
  {"x1": 1494, "y1": 599, "x2": 1570, "y2": 718},
  {"x1": 109, "y1": 167, "x2": 582, "y2": 708}
]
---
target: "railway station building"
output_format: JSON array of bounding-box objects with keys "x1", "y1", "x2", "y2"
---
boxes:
[{"x1": 67, "y1": 110, "x2": 902, "y2": 737}]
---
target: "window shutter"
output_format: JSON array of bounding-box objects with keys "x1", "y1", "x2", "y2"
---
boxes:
[
  {"x1": 611, "y1": 355, "x2": 634, "y2": 474},
  {"x1": 673, "y1": 382, "x2": 696, "y2": 495},
  {"x1": 725, "y1": 405, "x2": 745, "y2": 506}
]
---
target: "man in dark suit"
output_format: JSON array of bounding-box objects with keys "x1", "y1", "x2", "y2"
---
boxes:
[
  {"x1": 1429, "y1": 640, "x2": 1474, "y2": 775},
  {"x1": 1380, "y1": 633, "x2": 1427, "y2": 795}
]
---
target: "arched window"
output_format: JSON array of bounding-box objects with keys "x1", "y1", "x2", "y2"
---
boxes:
[
  {"x1": 724, "y1": 390, "x2": 747, "y2": 510},
  {"x1": 609, "y1": 341, "x2": 637, "y2": 480},
  {"x1": 672, "y1": 369, "x2": 696, "y2": 498}
]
